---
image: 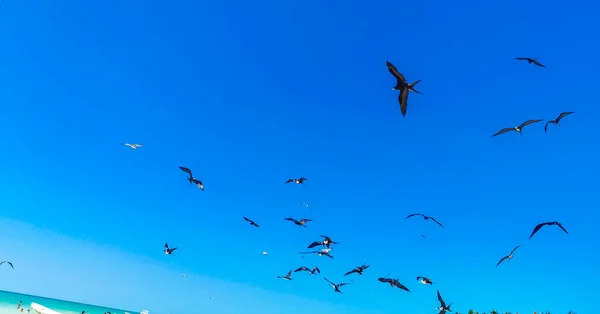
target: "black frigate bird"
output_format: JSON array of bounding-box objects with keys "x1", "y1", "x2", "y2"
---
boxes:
[
  {"x1": 285, "y1": 177, "x2": 308, "y2": 184},
  {"x1": 544, "y1": 112, "x2": 574, "y2": 133},
  {"x1": 299, "y1": 249, "x2": 334, "y2": 259},
  {"x1": 294, "y1": 266, "x2": 320, "y2": 275},
  {"x1": 242, "y1": 216, "x2": 259, "y2": 227},
  {"x1": 405, "y1": 213, "x2": 444, "y2": 228},
  {"x1": 436, "y1": 290, "x2": 453, "y2": 314},
  {"x1": 416, "y1": 276, "x2": 433, "y2": 285},
  {"x1": 492, "y1": 119, "x2": 544, "y2": 137},
  {"x1": 277, "y1": 270, "x2": 293, "y2": 281},
  {"x1": 496, "y1": 244, "x2": 522, "y2": 267},
  {"x1": 529, "y1": 221, "x2": 569, "y2": 239},
  {"x1": 377, "y1": 277, "x2": 410, "y2": 292},
  {"x1": 386, "y1": 61, "x2": 423, "y2": 117},
  {"x1": 515, "y1": 57, "x2": 546, "y2": 68},
  {"x1": 284, "y1": 217, "x2": 312, "y2": 227},
  {"x1": 164, "y1": 243, "x2": 177, "y2": 255},
  {"x1": 307, "y1": 235, "x2": 339, "y2": 248},
  {"x1": 0, "y1": 261, "x2": 14, "y2": 269},
  {"x1": 344, "y1": 264, "x2": 370, "y2": 276},
  {"x1": 323, "y1": 277, "x2": 350, "y2": 293},
  {"x1": 179, "y1": 166, "x2": 204, "y2": 191}
]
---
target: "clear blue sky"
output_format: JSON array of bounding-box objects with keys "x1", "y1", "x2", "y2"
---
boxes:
[{"x1": 0, "y1": 0, "x2": 598, "y2": 313}]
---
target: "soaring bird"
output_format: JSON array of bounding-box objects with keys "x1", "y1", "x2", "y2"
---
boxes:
[
  {"x1": 544, "y1": 112, "x2": 574, "y2": 133},
  {"x1": 299, "y1": 249, "x2": 334, "y2": 259},
  {"x1": 286, "y1": 178, "x2": 308, "y2": 184},
  {"x1": 0, "y1": 261, "x2": 14, "y2": 269},
  {"x1": 294, "y1": 266, "x2": 320, "y2": 275},
  {"x1": 436, "y1": 290, "x2": 453, "y2": 314},
  {"x1": 300, "y1": 202, "x2": 310, "y2": 208},
  {"x1": 496, "y1": 245, "x2": 522, "y2": 267},
  {"x1": 307, "y1": 235, "x2": 339, "y2": 248},
  {"x1": 405, "y1": 213, "x2": 445, "y2": 228},
  {"x1": 323, "y1": 278, "x2": 350, "y2": 293},
  {"x1": 515, "y1": 57, "x2": 546, "y2": 68},
  {"x1": 344, "y1": 264, "x2": 370, "y2": 276},
  {"x1": 164, "y1": 243, "x2": 177, "y2": 255},
  {"x1": 122, "y1": 143, "x2": 143, "y2": 149},
  {"x1": 492, "y1": 119, "x2": 544, "y2": 137},
  {"x1": 416, "y1": 276, "x2": 433, "y2": 285},
  {"x1": 277, "y1": 270, "x2": 293, "y2": 281},
  {"x1": 386, "y1": 61, "x2": 423, "y2": 117},
  {"x1": 529, "y1": 221, "x2": 569, "y2": 239},
  {"x1": 284, "y1": 217, "x2": 312, "y2": 227},
  {"x1": 378, "y1": 277, "x2": 410, "y2": 292},
  {"x1": 179, "y1": 166, "x2": 204, "y2": 191},
  {"x1": 243, "y1": 216, "x2": 259, "y2": 227}
]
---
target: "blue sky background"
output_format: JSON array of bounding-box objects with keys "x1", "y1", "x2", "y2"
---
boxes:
[{"x1": 0, "y1": 0, "x2": 599, "y2": 313}]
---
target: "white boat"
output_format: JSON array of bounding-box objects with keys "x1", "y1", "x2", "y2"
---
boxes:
[{"x1": 30, "y1": 303, "x2": 63, "y2": 314}]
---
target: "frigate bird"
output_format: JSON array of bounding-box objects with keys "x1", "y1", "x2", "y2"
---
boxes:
[
  {"x1": 243, "y1": 216, "x2": 259, "y2": 227},
  {"x1": 436, "y1": 290, "x2": 453, "y2": 314},
  {"x1": 323, "y1": 278, "x2": 350, "y2": 293},
  {"x1": 515, "y1": 57, "x2": 546, "y2": 68},
  {"x1": 179, "y1": 166, "x2": 204, "y2": 190},
  {"x1": 544, "y1": 112, "x2": 574, "y2": 133},
  {"x1": 299, "y1": 249, "x2": 334, "y2": 259},
  {"x1": 284, "y1": 217, "x2": 312, "y2": 227},
  {"x1": 529, "y1": 221, "x2": 569, "y2": 239},
  {"x1": 344, "y1": 264, "x2": 370, "y2": 276},
  {"x1": 377, "y1": 277, "x2": 410, "y2": 292},
  {"x1": 405, "y1": 213, "x2": 445, "y2": 228},
  {"x1": 122, "y1": 143, "x2": 143, "y2": 149},
  {"x1": 294, "y1": 266, "x2": 320, "y2": 275},
  {"x1": 307, "y1": 235, "x2": 339, "y2": 248},
  {"x1": 286, "y1": 177, "x2": 308, "y2": 184},
  {"x1": 0, "y1": 261, "x2": 14, "y2": 269},
  {"x1": 492, "y1": 119, "x2": 544, "y2": 137},
  {"x1": 417, "y1": 276, "x2": 433, "y2": 285},
  {"x1": 496, "y1": 245, "x2": 522, "y2": 267},
  {"x1": 386, "y1": 61, "x2": 423, "y2": 117},
  {"x1": 277, "y1": 270, "x2": 293, "y2": 280},
  {"x1": 164, "y1": 243, "x2": 177, "y2": 255}
]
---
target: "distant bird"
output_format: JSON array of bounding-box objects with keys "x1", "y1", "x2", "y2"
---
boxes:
[
  {"x1": 436, "y1": 290, "x2": 453, "y2": 314},
  {"x1": 299, "y1": 249, "x2": 334, "y2": 259},
  {"x1": 294, "y1": 266, "x2": 320, "y2": 275},
  {"x1": 164, "y1": 243, "x2": 177, "y2": 255},
  {"x1": 416, "y1": 276, "x2": 433, "y2": 285},
  {"x1": 262, "y1": 251, "x2": 268, "y2": 256},
  {"x1": 492, "y1": 119, "x2": 544, "y2": 137},
  {"x1": 300, "y1": 202, "x2": 310, "y2": 208},
  {"x1": 122, "y1": 143, "x2": 143, "y2": 150},
  {"x1": 0, "y1": 261, "x2": 14, "y2": 269},
  {"x1": 378, "y1": 277, "x2": 410, "y2": 292},
  {"x1": 277, "y1": 270, "x2": 293, "y2": 281},
  {"x1": 544, "y1": 112, "x2": 574, "y2": 133},
  {"x1": 405, "y1": 213, "x2": 444, "y2": 228},
  {"x1": 284, "y1": 217, "x2": 312, "y2": 227},
  {"x1": 386, "y1": 61, "x2": 423, "y2": 117},
  {"x1": 323, "y1": 278, "x2": 350, "y2": 293},
  {"x1": 307, "y1": 235, "x2": 339, "y2": 248},
  {"x1": 515, "y1": 57, "x2": 546, "y2": 68},
  {"x1": 243, "y1": 216, "x2": 259, "y2": 227},
  {"x1": 344, "y1": 264, "x2": 370, "y2": 276},
  {"x1": 182, "y1": 274, "x2": 186, "y2": 277},
  {"x1": 179, "y1": 166, "x2": 204, "y2": 191},
  {"x1": 496, "y1": 245, "x2": 522, "y2": 267},
  {"x1": 286, "y1": 178, "x2": 308, "y2": 184},
  {"x1": 529, "y1": 221, "x2": 569, "y2": 239}
]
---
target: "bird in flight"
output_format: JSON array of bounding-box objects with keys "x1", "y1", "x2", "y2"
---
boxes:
[
  {"x1": 286, "y1": 177, "x2": 308, "y2": 184},
  {"x1": 544, "y1": 112, "x2": 574, "y2": 133},
  {"x1": 496, "y1": 245, "x2": 522, "y2": 267},
  {"x1": 515, "y1": 57, "x2": 546, "y2": 68},
  {"x1": 179, "y1": 166, "x2": 204, "y2": 191},
  {"x1": 416, "y1": 276, "x2": 433, "y2": 285},
  {"x1": 284, "y1": 217, "x2": 312, "y2": 227},
  {"x1": 344, "y1": 264, "x2": 370, "y2": 276},
  {"x1": 164, "y1": 243, "x2": 177, "y2": 255},
  {"x1": 405, "y1": 213, "x2": 445, "y2": 228},
  {"x1": 277, "y1": 270, "x2": 293, "y2": 281},
  {"x1": 294, "y1": 266, "x2": 320, "y2": 275},
  {"x1": 262, "y1": 251, "x2": 268, "y2": 256},
  {"x1": 122, "y1": 143, "x2": 143, "y2": 150},
  {"x1": 378, "y1": 277, "x2": 410, "y2": 292},
  {"x1": 386, "y1": 61, "x2": 423, "y2": 117},
  {"x1": 299, "y1": 249, "x2": 334, "y2": 259},
  {"x1": 307, "y1": 235, "x2": 339, "y2": 249},
  {"x1": 492, "y1": 119, "x2": 544, "y2": 137},
  {"x1": 436, "y1": 290, "x2": 453, "y2": 314},
  {"x1": 243, "y1": 216, "x2": 259, "y2": 227},
  {"x1": 300, "y1": 202, "x2": 310, "y2": 207},
  {"x1": 529, "y1": 221, "x2": 569, "y2": 239},
  {"x1": 323, "y1": 278, "x2": 350, "y2": 293},
  {"x1": 0, "y1": 261, "x2": 14, "y2": 269}
]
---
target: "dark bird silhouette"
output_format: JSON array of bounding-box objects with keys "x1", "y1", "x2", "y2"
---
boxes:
[
  {"x1": 436, "y1": 290, "x2": 453, "y2": 314},
  {"x1": 544, "y1": 112, "x2": 574, "y2": 133},
  {"x1": 284, "y1": 217, "x2": 312, "y2": 227},
  {"x1": 299, "y1": 249, "x2": 334, "y2": 259},
  {"x1": 179, "y1": 166, "x2": 204, "y2": 191},
  {"x1": 164, "y1": 243, "x2": 177, "y2": 255},
  {"x1": 294, "y1": 266, "x2": 320, "y2": 275},
  {"x1": 386, "y1": 61, "x2": 423, "y2": 117},
  {"x1": 307, "y1": 235, "x2": 339, "y2": 248},
  {"x1": 285, "y1": 177, "x2": 308, "y2": 184},
  {"x1": 377, "y1": 277, "x2": 410, "y2": 292},
  {"x1": 496, "y1": 245, "x2": 522, "y2": 267},
  {"x1": 0, "y1": 261, "x2": 14, "y2": 269},
  {"x1": 492, "y1": 119, "x2": 544, "y2": 137},
  {"x1": 324, "y1": 278, "x2": 350, "y2": 293},
  {"x1": 344, "y1": 264, "x2": 370, "y2": 276},
  {"x1": 243, "y1": 216, "x2": 259, "y2": 227},
  {"x1": 277, "y1": 270, "x2": 293, "y2": 281},
  {"x1": 515, "y1": 57, "x2": 546, "y2": 68},
  {"x1": 529, "y1": 221, "x2": 569, "y2": 239},
  {"x1": 416, "y1": 276, "x2": 433, "y2": 285},
  {"x1": 405, "y1": 213, "x2": 444, "y2": 228}
]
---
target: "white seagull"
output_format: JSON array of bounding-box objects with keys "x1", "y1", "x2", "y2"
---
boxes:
[{"x1": 122, "y1": 143, "x2": 143, "y2": 149}]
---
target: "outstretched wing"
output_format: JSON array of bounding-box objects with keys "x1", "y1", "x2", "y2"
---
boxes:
[
  {"x1": 544, "y1": 121, "x2": 551, "y2": 133},
  {"x1": 299, "y1": 251, "x2": 318, "y2": 255},
  {"x1": 179, "y1": 166, "x2": 193, "y2": 177},
  {"x1": 533, "y1": 60, "x2": 546, "y2": 68},
  {"x1": 243, "y1": 216, "x2": 251, "y2": 223},
  {"x1": 515, "y1": 57, "x2": 531, "y2": 61},
  {"x1": 307, "y1": 241, "x2": 322, "y2": 248},
  {"x1": 529, "y1": 222, "x2": 547, "y2": 239},
  {"x1": 164, "y1": 243, "x2": 169, "y2": 250},
  {"x1": 437, "y1": 290, "x2": 446, "y2": 308},
  {"x1": 323, "y1": 252, "x2": 334, "y2": 259},
  {"x1": 510, "y1": 245, "x2": 522, "y2": 255},
  {"x1": 405, "y1": 213, "x2": 422, "y2": 219},
  {"x1": 294, "y1": 266, "x2": 309, "y2": 272},
  {"x1": 386, "y1": 61, "x2": 407, "y2": 83},
  {"x1": 518, "y1": 119, "x2": 544, "y2": 129},
  {"x1": 284, "y1": 217, "x2": 299, "y2": 224},
  {"x1": 556, "y1": 222, "x2": 569, "y2": 234},
  {"x1": 395, "y1": 281, "x2": 410, "y2": 292},
  {"x1": 170, "y1": 247, "x2": 178, "y2": 253},
  {"x1": 344, "y1": 269, "x2": 358, "y2": 276},
  {"x1": 285, "y1": 179, "x2": 295, "y2": 184},
  {"x1": 313, "y1": 266, "x2": 321, "y2": 274},
  {"x1": 430, "y1": 217, "x2": 445, "y2": 228},
  {"x1": 492, "y1": 127, "x2": 515, "y2": 137},
  {"x1": 556, "y1": 111, "x2": 574, "y2": 122},
  {"x1": 378, "y1": 277, "x2": 392, "y2": 283},
  {"x1": 399, "y1": 87, "x2": 409, "y2": 117},
  {"x1": 323, "y1": 277, "x2": 335, "y2": 285},
  {"x1": 496, "y1": 255, "x2": 509, "y2": 267}
]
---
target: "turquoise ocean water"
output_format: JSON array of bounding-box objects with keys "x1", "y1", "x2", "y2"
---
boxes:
[{"x1": 0, "y1": 290, "x2": 140, "y2": 314}]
